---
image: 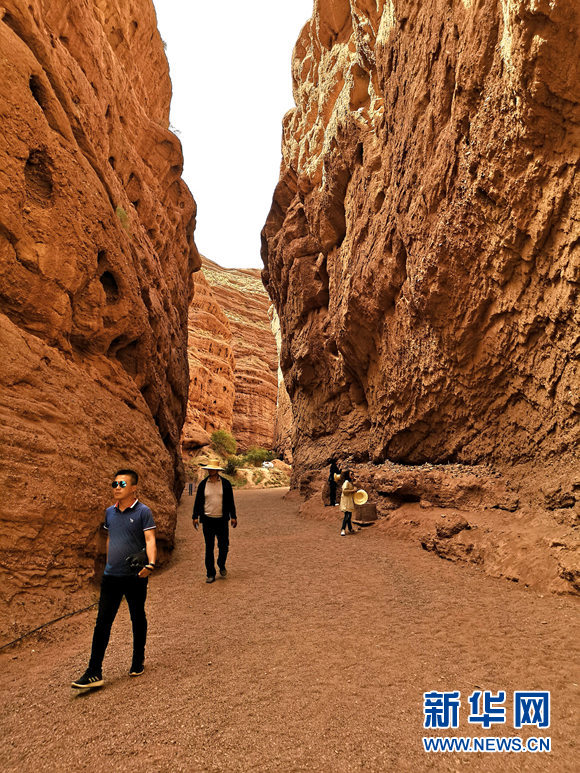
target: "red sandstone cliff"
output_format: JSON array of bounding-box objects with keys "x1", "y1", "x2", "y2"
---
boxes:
[
  {"x1": 0, "y1": 0, "x2": 199, "y2": 643},
  {"x1": 201, "y1": 257, "x2": 278, "y2": 452},
  {"x1": 262, "y1": 0, "x2": 579, "y2": 590},
  {"x1": 184, "y1": 270, "x2": 236, "y2": 450}
]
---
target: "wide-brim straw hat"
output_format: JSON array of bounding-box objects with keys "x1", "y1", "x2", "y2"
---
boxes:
[
  {"x1": 200, "y1": 459, "x2": 224, "y2": 471},
  {"x1": 353, "y1": 489, "x2": 368, "y2": 506}
]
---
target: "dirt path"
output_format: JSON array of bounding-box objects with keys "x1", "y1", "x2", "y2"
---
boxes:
[{"x1": 1, "y1": 488, "x2": 578, "y2": 772}]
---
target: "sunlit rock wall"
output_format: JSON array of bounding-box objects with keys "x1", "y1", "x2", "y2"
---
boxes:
[
  {"x1": 262, "y1": 0, "x2": 579, "y2": 499},
  {"x1": 202, "y1": 258, "x2": 278, "y2": 452},
  {"x1": 185, "y1": 269, "x2": 236, "y2": 451},
  {"x1": 0, "y1": 0, "x2": 199, "y2": 643}
]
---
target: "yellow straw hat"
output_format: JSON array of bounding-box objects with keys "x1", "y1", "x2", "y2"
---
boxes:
[
  {"x1": 353, "y1": 489, "x2": 368, "y2": 506},
  {"x1": 200, "y1": 458, "x2": 224, "y2": 471}
]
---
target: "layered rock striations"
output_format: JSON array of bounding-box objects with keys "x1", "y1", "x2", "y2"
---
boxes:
[
  {"x1": 0, "y1": 0, "x2": 199, "y2": 643},
  {"x1": 202, "y1": 258, "x2": 278, "y2": 452},
  {"x1": 262, "y1": 1, "x2": 579, "y2": 587},
  {"x1": 184, "y1": 270, "x2": 236, "y2": 451}
]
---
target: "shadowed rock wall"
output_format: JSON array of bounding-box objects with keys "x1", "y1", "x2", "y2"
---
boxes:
[
  {"x1": 262, "y1": 0, "x2": 579, "y2": 490},
  {"x1": 0, "y1": 0, "x2": 199, "y2": 643}
]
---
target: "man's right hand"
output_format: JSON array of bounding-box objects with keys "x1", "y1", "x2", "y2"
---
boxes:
[{"x1": 192, "y1": 519, "x2": 199, "y2": 530}]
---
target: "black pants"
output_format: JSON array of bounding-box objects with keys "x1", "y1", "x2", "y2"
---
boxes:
[
  {"x1": 341, "y1": 511, "x2": 353, "y2": 532},
  {"x1": 88, "y1": 574, "x2": 148, "y2": 673},
  {"x1": 202, "y1": 518, "x2": 229, "y2": 578},
  {"x1": 329, "y1": 480, "x2": 337, "y2": 506}
]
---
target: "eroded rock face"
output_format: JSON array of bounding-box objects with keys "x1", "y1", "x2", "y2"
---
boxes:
[
  {"x1": 269, "y1": 305, "x2": 294, "y2": 462},
  {"x1": 262, "y1": 0, "x2": 579, "y2": 494},
  {"x1": 262, "y1": 0, "x2": 579, "y2": 590},
  {"x1": 184, "y1": 270, "x2": 236, "y2": 451},
  {"x1": 0, "y1": 0, "x2": 199, "y2": 643},
  {"x1": 202, "y1": 258, "x2": 278, "y2": 452}
]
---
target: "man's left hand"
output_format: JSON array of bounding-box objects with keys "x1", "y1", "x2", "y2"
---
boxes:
[
  {"x1": 138, "y1": 566, "x2": 152, "y2": 578},
  {"x1": 231, "y1": 518, "x2": 237, "y2": 528}
]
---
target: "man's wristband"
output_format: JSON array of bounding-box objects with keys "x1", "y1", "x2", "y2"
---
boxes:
[{"x1": 145, "y1": 563, "x2": 155, "y2": 570}]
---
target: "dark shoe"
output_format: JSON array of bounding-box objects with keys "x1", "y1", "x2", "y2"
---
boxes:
[
  {"x1": 71, "y1": 670, "x2": 104, "y2": 689},
  {"x1": 219, "y1": 567, "x2": 227, "y2": 577},
  {"x1": 129, "y1": 663, "x2": 145, "y2": 677},
  {"x1": 206, "y1": 576, "x2": 216, "y2": 583}
]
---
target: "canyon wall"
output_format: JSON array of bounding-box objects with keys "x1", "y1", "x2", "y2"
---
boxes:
[
  {"x1": 262, "y1": 0, "x2": 579, "y2": 588},
  {"x1": 202, "y1": 257, "x2": 278, "y2": 452},
  {"x1": 270, "y1": 305, "x2": 294, "y2": 462},
  {"x1": 0, "y1": 0, "x2": 199, "y2": 643},
  {"x1": 184, "y1": 269, "x2": 236, "y2": 451}
]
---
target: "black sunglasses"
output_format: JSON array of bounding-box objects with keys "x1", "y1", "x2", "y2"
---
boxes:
[{"x1": 111, "y1": 480, "x2": 128, "y2": 489}]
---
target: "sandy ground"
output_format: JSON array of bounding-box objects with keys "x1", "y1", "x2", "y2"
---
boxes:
[{"x1": 1, "y1": 488, "x2": 578, "y2": 772}]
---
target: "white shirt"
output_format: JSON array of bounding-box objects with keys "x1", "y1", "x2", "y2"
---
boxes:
[{"x1": 204, "y1": 478, "x2": 223, "y2": 518}]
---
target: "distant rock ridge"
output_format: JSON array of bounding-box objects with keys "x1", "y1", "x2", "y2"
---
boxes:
[
  {"x1": 262, "y1": 0, "x2": 579, "y2": 590},
  {"x1": 0, "y1": 0, "x2": 199, "y2": 644},
  {"x1": 185, "y1": 268, "x2": 236, "y2": 450},
  {"x1": 184, "y1": 257, "x2": 279, "y2": 456}
]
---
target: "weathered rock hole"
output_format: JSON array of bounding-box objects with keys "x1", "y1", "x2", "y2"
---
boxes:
[
  {"x1": 379, "y1": 491, "x2": 421, "y2": 506},
  {"x1": 24, "y1": 149, "x2": 53, "y2": 205},
  {"x1": 99, "y1": 271, "x2": 119, "y2": 303},
  {"x1": 373, "y1": 190, "x2": 385, "y2": 213},
  {"x1": 29, "y1": 75, "x2": 48, "y2": 110},
  {"x1": 109, "y1": 336, "x2": 140, "y2": 375},
  {"x1": 350, "y1": 67, "x2": 370, "y2": 112},
  {"x1": 108, "y1": 156, "x2": 116, "y2": 169}
]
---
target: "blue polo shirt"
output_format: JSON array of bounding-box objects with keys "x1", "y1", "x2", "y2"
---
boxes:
[{"x1": 103, "y1": 499, "x2": 156, "y2": 576}]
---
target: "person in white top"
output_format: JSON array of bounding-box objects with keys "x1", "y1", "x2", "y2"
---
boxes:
[
  {"x1": 192, "y1": 459, "x2": 237, "y2": 583},
  {"x1": 340, "y1": 470, "x2": 357, "y2": 536}
]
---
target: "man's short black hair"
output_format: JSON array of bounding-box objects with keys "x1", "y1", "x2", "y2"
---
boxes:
[{"x1": 114, "y1": 468, "x2": 139, "y2": 485}]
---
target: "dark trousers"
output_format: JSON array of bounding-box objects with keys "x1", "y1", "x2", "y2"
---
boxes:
[
  {"x1": 329, "y1": 481, "x2": 337, "y2": 506},
  {"x1": 202, "y1": 518, "x2": 229, "y2": 578},
  {"x1": 341, "y1": 511, "x2": 353, "y2": 531},
  {"x1": 88, "y1": 574, "x2": 148, "y2": 673}
]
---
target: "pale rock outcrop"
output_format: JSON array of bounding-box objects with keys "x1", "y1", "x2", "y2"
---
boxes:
[
  {"x1": 269, "y1": 304, "x2": 294, "y2": 462},
  {"x1": 0, "y1": 0, "x2": 199, "y2": 643}
]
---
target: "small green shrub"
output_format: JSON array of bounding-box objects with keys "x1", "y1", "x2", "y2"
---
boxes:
[
  {"x1": 243, "y1": 446, "x2": 274, "y2": 467},
  {"x1": 210, "y1": 429, "x2": 237, "y2": 456},
  {"x1": 253, "y1": 471, "x2": 264, "y2": 485},
  {"x1": 224, "y1": 456, "x2": 243, "y2": 476}
]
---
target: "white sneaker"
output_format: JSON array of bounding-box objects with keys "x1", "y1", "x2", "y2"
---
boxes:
[{"x1": 341, "y1": 530, "x2": 346, "y2": 536}]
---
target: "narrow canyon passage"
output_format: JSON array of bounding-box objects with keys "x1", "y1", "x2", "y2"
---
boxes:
[{"x1": 1, "y1": 489, "x2": 577, "y2": 772}]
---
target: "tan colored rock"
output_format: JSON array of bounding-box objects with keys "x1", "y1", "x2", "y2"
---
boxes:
[
  {"x1": 202, "y1": 257, "x2": 278, "y2": 452},
  {"x1": 0, "y1": 0, "x2": 199, "y2": 643},
  {"x1": 269, "y1": 305, "x2": 294, "y2": 462}
]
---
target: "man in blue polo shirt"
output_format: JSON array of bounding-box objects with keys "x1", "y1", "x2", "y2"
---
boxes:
[{"x1": 71, "y1": 469, "x2": 156, "y2": 690}]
